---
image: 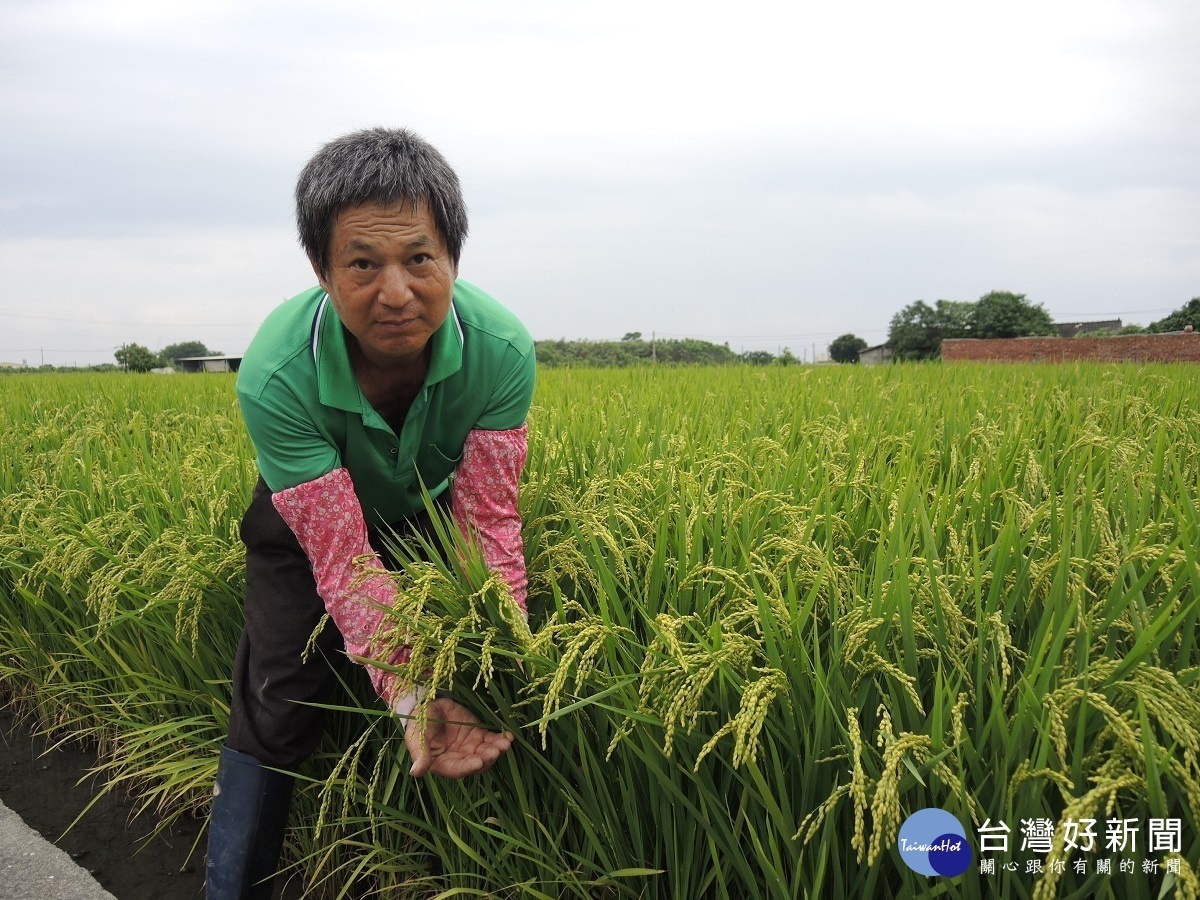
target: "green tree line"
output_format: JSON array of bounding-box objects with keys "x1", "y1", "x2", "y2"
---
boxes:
[
  {"x1": 536, "y1": 335, "x2": 791, "y2": 367},
  {"x1": 887, "y1": 292, "x2": 1200, "y2": 360},
  {"x1": 114, "y1": 340, "x2": 223, "y2": 372}
]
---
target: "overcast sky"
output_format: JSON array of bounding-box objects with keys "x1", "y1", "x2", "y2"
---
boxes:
[{"x1": 3, "y1": 0, "x2": 1198, "y2": 366}]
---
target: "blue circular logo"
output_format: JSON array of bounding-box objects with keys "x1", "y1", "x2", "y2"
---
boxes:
[{"x1": 897, "y1": 809, "x2": 972, "y2": 877}]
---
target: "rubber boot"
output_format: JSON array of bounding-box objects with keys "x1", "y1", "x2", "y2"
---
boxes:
[{"x1": 206, "y1": 745, "x2": 295, "y2": 900}]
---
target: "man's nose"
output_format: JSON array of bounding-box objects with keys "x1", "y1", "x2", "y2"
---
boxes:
[{"x1": 377, "y1": 265, "x2": 415, "y2": 306}]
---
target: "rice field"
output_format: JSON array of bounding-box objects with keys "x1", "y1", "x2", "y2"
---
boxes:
[{"x1": 0, "y1": 363, "x2": 1198, "y2": 899}]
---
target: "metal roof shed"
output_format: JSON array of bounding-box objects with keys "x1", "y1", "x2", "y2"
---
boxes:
[{"x1": 175, "y1": 355, "x2": 243, "y2": 373}]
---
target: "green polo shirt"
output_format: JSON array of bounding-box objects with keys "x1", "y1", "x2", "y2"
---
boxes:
[{"x1": 237, "y1": 279, "x2": 535, "y2": 527}]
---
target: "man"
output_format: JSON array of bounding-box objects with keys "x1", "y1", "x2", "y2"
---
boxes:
[{"x1": 207, "y1": 128, "x2": 535, "y2": 900}]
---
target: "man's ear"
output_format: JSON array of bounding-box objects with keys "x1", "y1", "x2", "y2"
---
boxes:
[{"x1": 310, "y1": 257, "x2": 330, "y2": 293}]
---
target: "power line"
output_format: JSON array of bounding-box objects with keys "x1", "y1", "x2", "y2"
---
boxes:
[
  {"x1": 653, "y1": 329, "x2": 888, "y2": 341},
  {"x1": 1056, "y1": 308, "x2": 1177, "y2": 318},
  {"x1": 0, "y1": 347, "x2": 138, "y2": 353},
  {"x1": 0, "y1": 311, "x2": 260, "y2": 327}
]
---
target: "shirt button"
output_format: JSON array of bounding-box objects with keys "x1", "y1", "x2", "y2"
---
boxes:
[{"x1": 389, "y1": 447, "x2": 398, "y2": 454}]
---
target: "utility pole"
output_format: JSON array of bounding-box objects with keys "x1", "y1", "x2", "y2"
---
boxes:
[{"x1": 652, "y1": 331, "x2": 657, "y2": 364}]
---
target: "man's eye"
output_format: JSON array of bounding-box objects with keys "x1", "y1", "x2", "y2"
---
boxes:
[
  {"x1": 411, "y1": 254, "x2": 430, "y2": 266},
  {"x1": 350, "y1": 259, "x2": 373, "y2": 270}
]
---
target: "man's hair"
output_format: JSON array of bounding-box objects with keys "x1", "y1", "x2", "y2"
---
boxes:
[{"x1": 295, "y1": 127, "x2": 468, "y2": 276}]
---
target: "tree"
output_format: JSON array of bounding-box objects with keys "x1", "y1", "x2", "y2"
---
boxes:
[
  {"x1": 161, "y1": 340, "x2": 219, "y2": 366},
  {"x1": 889, "y1": 292, "x2": 1055, "y2": 360},
  {"x1": 1075, "y1": 324, "x2": 1147, "y2": 337},
  {"x1": 935, "y1": 300, "x2": 975, "y2": 338},
  {"x1": 1147, "y1": 297, "x2": 1200, "y2": 333},
  {"x1": 969, "y1": 291, "x2": 1055, "y2": 339},
  {"x1": 531, "y1": 336, "x2": 738, "y2": 367},
  {"x1": 115, "y1": 343, "x2": 162, "y2": 372},
  {"x1": 829, "y1": 333, "x2": 868, "y2": 364},
  {"x1": 740, "y1": 350, "x2": 774, "y2": 366},
  {"x1": 620, "y1": 332, "x2": 642, "y2": 342},
  {"x1": 887, "y1": 301, "x2": 940, "y2": 360}
]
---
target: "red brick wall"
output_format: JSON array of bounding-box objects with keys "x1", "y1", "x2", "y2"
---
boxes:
[{"x1": 942, "y1": 334, "x2": 1200, "y2": 363}]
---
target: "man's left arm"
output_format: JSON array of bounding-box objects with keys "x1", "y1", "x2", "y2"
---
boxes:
[
  {"x1": 451, "y1": 338, "x2": 535, "y2": 610},
  {"x1": 451, "y1": 423, "x2": 529, "y2": 610}
]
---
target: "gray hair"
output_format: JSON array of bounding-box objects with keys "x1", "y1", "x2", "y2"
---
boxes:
[{"x1": 295, "y1": 127, "x2": 468, "y2": 276}]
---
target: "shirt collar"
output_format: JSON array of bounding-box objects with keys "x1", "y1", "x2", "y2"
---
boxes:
[
  {"x1": 314, "y1": 291, "x2": 464, "y2": 413},
  {"x1": 427, "y1": 300, "x2": 464, "y2": 384}
]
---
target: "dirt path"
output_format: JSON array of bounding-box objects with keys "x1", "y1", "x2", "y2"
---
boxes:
[{"x1": 0, "y1": 708, "x2": 206, "y2": 900}]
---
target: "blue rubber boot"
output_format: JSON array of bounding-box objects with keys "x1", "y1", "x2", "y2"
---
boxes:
[{"x1": 206, "y1": 746, "x2": 295, "y2": 900}]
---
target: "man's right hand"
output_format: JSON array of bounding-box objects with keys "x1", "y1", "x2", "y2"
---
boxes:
[{"x1": 402, "y1": 696, "x2": 514, "y2": 779}]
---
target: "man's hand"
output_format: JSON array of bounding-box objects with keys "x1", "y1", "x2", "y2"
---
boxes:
[{"x1": 402, "y1": 696, "x2": 514, "y2": 778}]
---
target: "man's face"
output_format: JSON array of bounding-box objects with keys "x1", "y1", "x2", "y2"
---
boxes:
[{"x1": 314, "y1": 200, "x2": 457, "y2": 370}]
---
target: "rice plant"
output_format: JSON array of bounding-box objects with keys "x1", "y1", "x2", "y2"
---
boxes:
[{"x1": 1, "y1": 363, "x2": 1198, "y2": 898}]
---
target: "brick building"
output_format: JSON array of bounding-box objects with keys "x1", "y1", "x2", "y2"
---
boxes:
[{"x1": 942, "y1": 332, "x2": 1200, "y2": 363}]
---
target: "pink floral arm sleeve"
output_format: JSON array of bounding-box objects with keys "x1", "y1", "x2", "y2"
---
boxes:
[
  {"x1": 451, "y1": 424, "x2": 529, "y2": 612},
  {"x1": 271, "y1": 468, "x2": 407, "y2": 705}
]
